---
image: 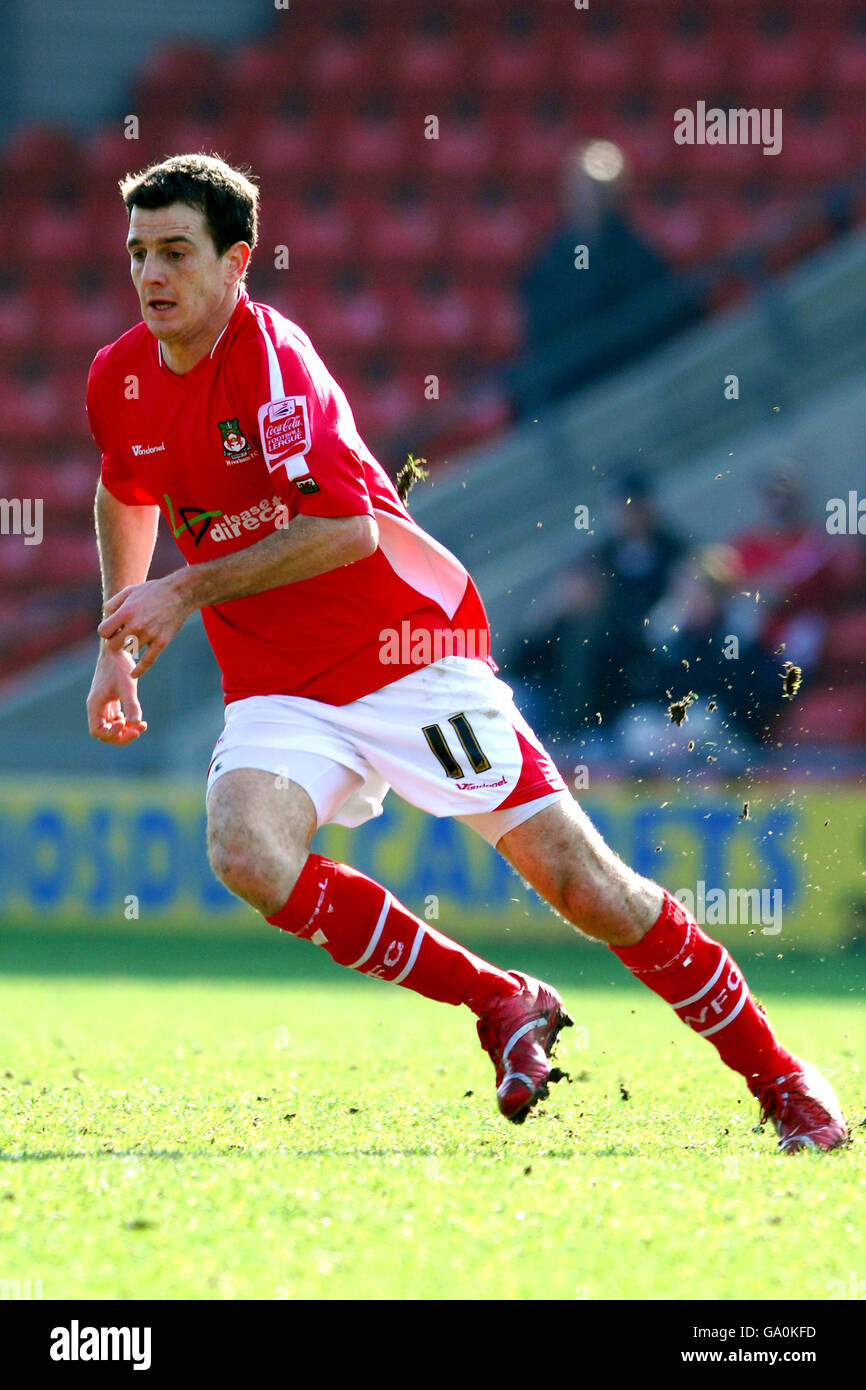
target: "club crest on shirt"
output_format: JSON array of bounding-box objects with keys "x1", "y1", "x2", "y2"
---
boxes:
[{"x1": 218, "y1": 418, "x2": 253, "y2": 462}]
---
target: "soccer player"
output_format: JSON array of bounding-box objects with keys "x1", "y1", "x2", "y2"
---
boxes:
[{"x1": 87, "y1": 154, "x2": 846, "y2": 1152}]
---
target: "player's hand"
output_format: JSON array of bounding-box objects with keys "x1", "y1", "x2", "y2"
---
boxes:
[
  {"x1": 97, "y1": 572, "x2": 192, "y2": 678},
  {"x1": 86, "y1": 647, "x2": 148, "y2": 745}
]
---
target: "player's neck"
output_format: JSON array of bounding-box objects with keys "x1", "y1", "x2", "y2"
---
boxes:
[{"x1": 159, "y1": 287, "x2": 242, "y2": 375}]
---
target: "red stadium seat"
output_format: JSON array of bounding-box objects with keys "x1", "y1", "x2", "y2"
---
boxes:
[
  {"x1": 778, "y1": 686, "x2": 866, "y2": 745},
  {"x1": 493, "y1": 113, "x2": 575, "y2": 185},
  {"x1": 389, "y1": 286, "x2": 476, "y2": 355},
  {"x1": 0, "y1": 294, "x2": 37, "y2": 353},
  {"x1": 359, "y1": 201, "x2": 443, "y2": 270},
  {"x1": 824, "y1": 30, "x2": 866, "y2": 89},
  {"x1": 389, "y1": 35, "x2": 466, "y2": 98},
  {"x1": 776, "y1": 117, "x2": 854, "y2": 186},
  {"x1": 447, "y1": 199, "x2": 536, "y2": 276},
  {"x1": 300, "y1": 285, "x2": 389, "y2": 354},
  {"x1": 283, "y1": 202, "x2": 356, "y2": 272},
  {"x1": 610, "y1": 120, "x2": 677, "y2": 183},
  {"x1": 307, "y1": 35, "x2": 379, "y2": 95},
  {"x1": 133, "y1": 41, "x2": 223, "y2": 116},
  {"x1": 245, "y1": 121, "x2": 327, "y2": 184},
  {"x1": 334, "y1": 117, "x2": 410, "y2": 182},
  {"x1": 559, "y1": 28, "x2": 640, "y2": 96},
  {"x1": 649, "y1": 28, "x2": 733, "y2": 90},
  {"x1": 354, "y1": 372, "x2": 422, "y2": 442},
  {"x1": 466, "y1": 286, "x2": 523, "y2": 361},
  {"x1": 630, "y1": 195, "x2": 729, "y2": 267},
  {"x1": 735, "y1": 29, "x2": 818, "y2": 98},
  {"x1": 1, "y1": 125, "x2": 80, "y2": 196},
  {"x1": 477, "y1": 34, "x2": 554, "y2": 96},
  {"x1": 422, "y1": 119, "x2": 497, "y2": 183}
]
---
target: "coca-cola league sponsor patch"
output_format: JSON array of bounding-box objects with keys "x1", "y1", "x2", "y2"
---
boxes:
[{"x1": 257, "y1": 396, "x2": 312, "y2": 477}]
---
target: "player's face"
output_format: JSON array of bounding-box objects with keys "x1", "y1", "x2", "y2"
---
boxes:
[{"x1": 126, "y1": 202, "x2": 242, "y2": 350}]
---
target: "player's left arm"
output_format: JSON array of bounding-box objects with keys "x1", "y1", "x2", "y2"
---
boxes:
[{"x1": 97, "y1": 512, "x2": 377, "y2": 677}]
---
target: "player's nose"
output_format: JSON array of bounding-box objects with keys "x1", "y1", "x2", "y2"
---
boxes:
[{"x1": 139, "y1": 254, "x2": 168, "y2": 286}]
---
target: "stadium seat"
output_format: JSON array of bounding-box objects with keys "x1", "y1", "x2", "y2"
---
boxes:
[
  {"x1": 422, "y1": 118, "x2": 497, "y2": 183},
  {"x1": 493, "y1": 113, "x2": 575, "y2": 185},
  {"x1": 389, "y1": 285, "x2": 476, "y2": 355},
  {"x1": 466, "y1": 287, "x2": 523, "y2": 361},
  {"x1": 776, "y1": 117, "x2": 854, "y2": 185},
  {"x1": 222, "y1": 43, "x2": 292, "y2": 113},
  {"x1": 308, "y1": 34, "x2": 380, "y2": 95},
  {"x1": 389, "y1": 35, "x2": 466, "y2": 98},
  {"x1": 824, "y1": 30, "x2": 866, "y2": 90},
  {"x1": 778, "y1": 686, "x2": 866, "y2": 745},
  {"x1": 359, "y1": 200, "x2": 443, "y2": 270},
  {"x1": 282, "y1": 201, "x2": 356, "y2": 272},
  {"x1": 559, "y1": 28, "x2": 639, "y2": 95},
  {"x1": 246, "y1": 122, "x2": 327, "y2": 184},
  {"x1": 447, "y1": 199, "x2": 535, "y2": 276},
  {"x1": 334, "y1": 116, "x2": 410, "y2": 182},
  {"x1": 649, "y1": 27, "x2": 732, "y2": 90},
  {"x1": 477, "y1": 34, "x2": 554, "y2": 96},
  {"x1": 735, "y1": 27, "x2": 818, "y2": 97},
  {"x1": 133, "y1": 41, "x2": 224, "y2": 117},
  {"x1": 1, "y1": 125, "x2": 80, "y2": 197}
]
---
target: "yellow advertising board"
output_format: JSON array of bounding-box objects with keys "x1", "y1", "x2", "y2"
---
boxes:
[{"x1": 0, "y1": 778, "x2": 862, "y2": 951}]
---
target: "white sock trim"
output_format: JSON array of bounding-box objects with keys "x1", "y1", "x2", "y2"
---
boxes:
[
  {"x1": 347, "y1": 891, "x2": 392, "y2": 970},
  {"x1": 697, "y1": 982, "x2": 747, "y2": 1037},
  {"x1": 390, "y1": 924, "x2": 426, "y2": 985},
  {"x1": 671, "y1": 952, "x2": 728, "y2": 1010}
]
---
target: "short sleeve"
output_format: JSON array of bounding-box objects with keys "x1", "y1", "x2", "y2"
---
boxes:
[
  {"x1": 86, "y1": 362, "x2": 158, "y2": 507},
  {"x1": 253, "y1": 337, "x2": 374, "y2": 522}
]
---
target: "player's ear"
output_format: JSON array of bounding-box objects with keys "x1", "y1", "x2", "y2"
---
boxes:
[{"x1": 225, "y1": 241, "x2": 251, "y2": 287}]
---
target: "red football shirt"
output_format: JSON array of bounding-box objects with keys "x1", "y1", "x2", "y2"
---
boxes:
[{"x1": 87, "y1": 288, "x2": 494, "y2": 705}]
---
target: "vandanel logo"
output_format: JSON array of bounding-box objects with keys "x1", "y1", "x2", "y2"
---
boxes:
[{"x1": 164, "y1": 493, "x2": 221, "y2": 546}]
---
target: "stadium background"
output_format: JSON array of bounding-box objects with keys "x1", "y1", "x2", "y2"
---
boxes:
[{"x1": 0, "y1": 0, "x2": 865, "y2": 960}]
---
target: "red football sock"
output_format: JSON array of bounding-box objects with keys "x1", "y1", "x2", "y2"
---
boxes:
[
  {"x1": 265, "y1": 854, "x2": 520, "y2": 1014},
  {"x1": 611, "y1": 890, "x2": 795, "y2": 1088}
]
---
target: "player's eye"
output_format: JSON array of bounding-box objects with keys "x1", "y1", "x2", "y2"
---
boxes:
[{"x1": 168, "y1": 251, "x2": 185, "y2": 260}]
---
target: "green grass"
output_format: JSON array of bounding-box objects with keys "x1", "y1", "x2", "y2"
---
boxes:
[{"x1": 0, "y1": 933, "x2": 864, "y2": 1301}]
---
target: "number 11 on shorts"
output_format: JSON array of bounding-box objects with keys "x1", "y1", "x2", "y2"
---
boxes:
[{"x1": 422, "y1": 713, "x2": 492, "y2": 779}]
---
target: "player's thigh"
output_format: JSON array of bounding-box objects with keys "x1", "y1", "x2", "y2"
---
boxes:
[
  {"x1": 206, "y1": 767, "x2": 316, "y2": 888},
  {"x1": 497, "y1": 795, "x2": 663, "y2": 941}
]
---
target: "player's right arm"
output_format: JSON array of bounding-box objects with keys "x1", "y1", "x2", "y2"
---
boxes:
[{"x1": 86, "y1": 481, "x2": 160, "y2": 744}]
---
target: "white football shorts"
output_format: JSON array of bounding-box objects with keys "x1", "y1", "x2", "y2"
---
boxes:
[{"x1": 206, "y1": 655, "x2": 569, "y2": 846}]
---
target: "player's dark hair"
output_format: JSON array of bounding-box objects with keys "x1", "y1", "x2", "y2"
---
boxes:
[{"x1": 119, "y1": 153, "x2": 259, "y2": 260}]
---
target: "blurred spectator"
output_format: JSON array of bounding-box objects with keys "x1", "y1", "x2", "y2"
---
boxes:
[
  {"x1": 644, "y1": 543, "x2": 785, "y2": 746},
  {"x1": 728, "y1": 460, "x2": 866, "y2": 670},
  {"x1": 507, "y1": 468, "x2": 684, "y2": 740},
  {"x1": 510, "y1": 140, "x2": 704, "y2": 417}
]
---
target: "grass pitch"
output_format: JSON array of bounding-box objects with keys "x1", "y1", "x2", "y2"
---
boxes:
[{"x1": 0, "y1": 931, "x2": 863, "y2": 1301}]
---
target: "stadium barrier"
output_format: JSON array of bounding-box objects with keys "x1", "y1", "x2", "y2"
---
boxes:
[{"x1": 0, "y1": 778, "x2": 862, "y2": 952}]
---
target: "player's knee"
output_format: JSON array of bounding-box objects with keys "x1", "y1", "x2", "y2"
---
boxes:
[{"x1": 207, "y1": 829, "x2": 304, "y2": 912}]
